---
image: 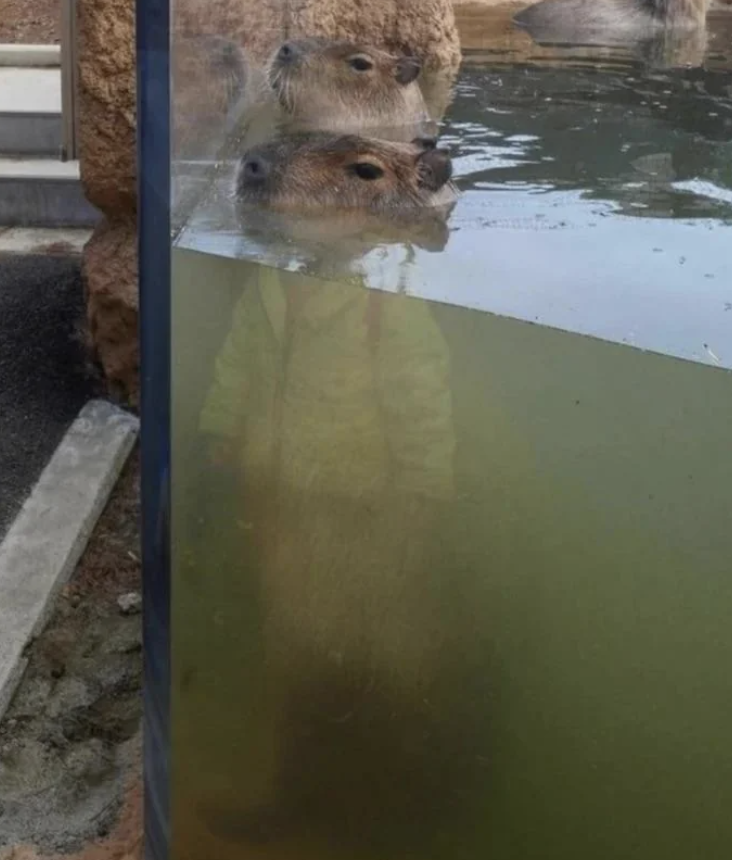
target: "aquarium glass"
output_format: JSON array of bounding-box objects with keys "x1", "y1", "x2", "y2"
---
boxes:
[{"x1": 160, "y1": 0, "x2": 732, "y2": 857}]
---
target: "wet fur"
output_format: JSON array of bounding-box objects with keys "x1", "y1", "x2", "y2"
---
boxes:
[
  {"x1": 266, "y1": 38, "x2": 430, "y2": 134},
  {"x1": 235, "y1": 133, "x2": 458, "y2": 215},
  {"x1": 225, "y1": 38, "x2": 437, "y2": 151}
]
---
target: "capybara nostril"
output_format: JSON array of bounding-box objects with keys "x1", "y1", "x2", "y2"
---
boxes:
[
  {"x1": 276, "y1": 42, "x2": 299, "y2": 65},
  {"x1": 241, "y1": 155, "x2": 270, "y2": 183}
]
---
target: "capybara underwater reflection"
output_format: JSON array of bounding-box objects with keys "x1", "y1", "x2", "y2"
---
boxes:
[{"x1": 195, "y1": 272, "x2": 488, "y2": 854}]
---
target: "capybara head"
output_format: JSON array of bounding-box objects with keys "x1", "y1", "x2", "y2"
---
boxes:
[
  {"x1": 266, "y1": 38, "x2": 429, "y2": 133},
  {"x1": 235, "y1": 133, "x2": 456, "y2": 215}
]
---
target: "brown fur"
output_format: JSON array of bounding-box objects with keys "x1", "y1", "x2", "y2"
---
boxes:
[
  {"x1": 264, "y1": 37, "x2": 430, "y2": 134},
  {"x1": 224, "y1": 37, "x2": 439, "y2": 154},
  {"x1": 235, "y1": 133, "x2": 457, "y2": 214},
  {"x1": 174, "y1": 0, "x2": 461, "y2": 71}
]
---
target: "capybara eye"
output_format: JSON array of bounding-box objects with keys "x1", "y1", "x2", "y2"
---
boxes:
[
  {"x1": 348, "y1": 55, "x2": 374, "y2": 72},
  {"x1": 350, "y1": 162, "x2": 385, "y2": 181}
]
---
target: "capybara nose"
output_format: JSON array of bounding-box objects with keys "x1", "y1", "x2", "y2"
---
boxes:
[
  {"x1": 276, "y1": 41, "x2": 300, "y2": 65},
  {"x1": 241, "y1": 154, "x2": 270, "y2": 184}
]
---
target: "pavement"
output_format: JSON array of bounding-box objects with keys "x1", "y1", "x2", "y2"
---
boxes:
[
  {"x1": 0, "y1": 251, "x2": 139, "y2": 725},
  {"x1": 0, "y1": 254, "x2": 98, "y2": 538}
]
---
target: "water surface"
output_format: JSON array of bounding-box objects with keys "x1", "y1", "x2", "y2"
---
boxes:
[{"x1": 176, "y1": 21, "x2": 732, "y2": 368}]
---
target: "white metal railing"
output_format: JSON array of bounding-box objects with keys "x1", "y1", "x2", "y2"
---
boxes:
[{"x1": 60, "y1": 0, "x2": 79, "y2": 160}]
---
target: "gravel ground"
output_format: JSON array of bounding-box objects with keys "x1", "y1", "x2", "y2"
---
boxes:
[
  {"x1": 0, "y1": 449, "x2": 142, "y2": 856},
  {"x1": 0, "y1": 255, "x2": 99, "y2": 540}
]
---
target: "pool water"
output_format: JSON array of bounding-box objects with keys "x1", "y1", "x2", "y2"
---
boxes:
[
  {"x1": 170, "y1": 6, "x2": 732, "y2": 859},
  {"x1": 177, "y1": 48, "x2": 732, "y2": 368}
]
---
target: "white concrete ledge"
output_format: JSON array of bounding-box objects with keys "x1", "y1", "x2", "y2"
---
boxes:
[
  {"x1": 0, "y1": 227, "x2": 92, "y2": 256},
  {"x1": 0, "y1": 157, "x2": 80, "y2": 180},
  {"x1": 0, "y1": 400, "x2": 139, "y2": 721},
  {"x1": 0, "y1": 44, "x2": 61, "y2": 68}
]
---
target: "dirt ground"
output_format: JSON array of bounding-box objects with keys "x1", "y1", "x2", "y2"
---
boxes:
[
  {"x1": 0, "y1": 448, "x2": 142, "y2": 859},
  {"x1": 0, "y1": 0, "x2": 59, "y2": 44}
]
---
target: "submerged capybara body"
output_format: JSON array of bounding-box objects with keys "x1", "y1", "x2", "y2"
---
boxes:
[
  {"x1": 514, "y1": 0, "x2": 711, "y2": 43},
  {"x1": 195, "y1": 266, "x2": 488, "y2": 850},
  {"x1": 197, "y1": 134, "x2": 472, "y2": 856},
  {"x1": 236, "y1": 133, "x2": 457, "y2": 214}
]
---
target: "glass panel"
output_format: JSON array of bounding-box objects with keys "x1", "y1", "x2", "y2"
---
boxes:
[{"x1": 164, "y1": 1, "x2": 732, "y2": 858}]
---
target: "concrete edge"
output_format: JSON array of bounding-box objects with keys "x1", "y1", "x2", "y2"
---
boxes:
[
  {"x1": 0, "y1": 227, "x2": 92, "y2": 257},
  {"x1": 0, "y1": 399, "x2": 140, "y2": 721},
  {"x1": 0, "y1": 44, "x2": 61, "y2": 67},
  {"x1": 0, "y1": 158, "x2": 82, "y2": 180}
]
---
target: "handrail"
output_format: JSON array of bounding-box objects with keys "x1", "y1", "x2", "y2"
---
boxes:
[{"x1": 60, "y1": 0, "x2": 79, "y2": 161}]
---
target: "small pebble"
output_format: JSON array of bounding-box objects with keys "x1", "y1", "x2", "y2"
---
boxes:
[{"x1": 117, "y1": 592, "x2": 142, "y2": 615}]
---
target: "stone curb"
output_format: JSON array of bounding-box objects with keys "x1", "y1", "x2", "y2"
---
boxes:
[
  {"x1": 0, "y1": 44, "x2": 61, "y2": 67},
  {"x1": 0, "y1": 399, "x2": 139, "y2": 721},
  {"x1": 0, "y1": 227, "x2": 92, "y2": 257}
]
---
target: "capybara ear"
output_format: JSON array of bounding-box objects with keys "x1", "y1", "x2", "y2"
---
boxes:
[
  {"x1": 412, "y1": 137, "x2": 438, "y2": 151},
  {"x1": 416, "y1": 147, "x2": 453, "y2": 191},
  {"x1": 395, "y1": 55, "x2": 422, "y2": 85}
]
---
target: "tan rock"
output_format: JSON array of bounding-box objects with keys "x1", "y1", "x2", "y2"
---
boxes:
[
  {"x1": 77, "y1": 0, "x2": 136, "y2": 215},
  {"x1": 83, "y1": 218, "x2": 139, "y2": 406},
  {"x1": 175, "y1": 0, "x2": 461, "y2": 69},
  {"x1": 0, "y1": 848, "x2": 41, "y2": 860},
  {"x1": 172, "y1": 33, "x2": 248, "y2": 159}
]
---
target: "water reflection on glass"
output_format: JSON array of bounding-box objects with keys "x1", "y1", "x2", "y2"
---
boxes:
[{"x1": 170, "y1": 2, "x2": 732, "y2": 859}]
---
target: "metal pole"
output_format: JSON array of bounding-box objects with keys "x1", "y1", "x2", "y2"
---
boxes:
[{"x1": 60, "y1": 0, "x2": 79, "y2": 161}]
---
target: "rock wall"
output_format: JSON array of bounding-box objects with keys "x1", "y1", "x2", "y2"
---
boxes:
[
  {"x1": 175, "y1": 0, "x2": 460, "y2": 69},
  {"x1": 82, "y1": 218, "x2": 139, "y2": 405},
  {"x1": 78, "y1": 0, "x2": 138, "y2": 404}
]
